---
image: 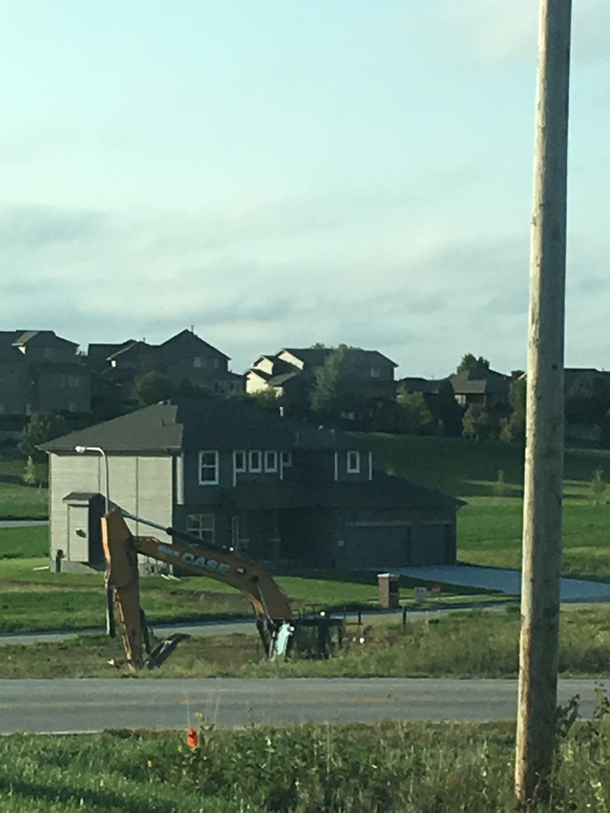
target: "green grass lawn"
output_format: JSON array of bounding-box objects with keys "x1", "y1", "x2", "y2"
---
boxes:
[
  {"x1": 0, "y1": 703, "x2": 609, "y2": 811},
  {"x1": 0, "y1": 528, "x2": 495, "y2": 633},
  {"x1": 3, "y1": 606, "x2": 610, "y2": 681},
  {"x1": 0, "y1": 449, "x2": 48, "y2": 518}
]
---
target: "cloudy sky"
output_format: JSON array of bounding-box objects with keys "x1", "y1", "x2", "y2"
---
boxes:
[{"x1": 0, "y1": 1, "x2": 608, "y2": 377}]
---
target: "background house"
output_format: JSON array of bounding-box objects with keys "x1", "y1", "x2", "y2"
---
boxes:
[
  {"x1": 42, "y1": 398, "x2": 461, "y2": 574},
  {"x1": 88, "y1": 329, "x2": 244, "y2": 416},
  {"x1": 447, "y1": 364, "x2": 511, "y2": 414},
  {"x1": 0, "y1": 330, "x2": 90, "y2": 423},
  {"x1": 245, "y1": 346, "x2": 397, "y2": 409}
]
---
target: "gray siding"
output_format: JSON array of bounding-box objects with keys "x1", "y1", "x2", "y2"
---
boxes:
[{"x1": 48, "y1": 452, "x2": 175, "y2": 570}]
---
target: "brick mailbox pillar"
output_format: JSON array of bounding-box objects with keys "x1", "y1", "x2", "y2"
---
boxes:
[{"x1": 378, "y1": 573, "x2": 400, "y2": 609}]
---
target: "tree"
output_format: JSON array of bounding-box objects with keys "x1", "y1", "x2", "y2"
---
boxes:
[
  {"x1": 19, "y1": 411, "x2": 68, "y2": 459},
  {"x1": 132, "y1": 371, "x2": 173, "y2": 407},
  {"x1": 248, "y1": 389, "x2": 282, "y2": 412},
  {"x1": 310, "y1": 345, "x2": 362, "y2": 422},
  {"x1": 462, "y1": 404, "x2": 498, "y2": 441},
  {"x1": 456, "y1": 354, "x2": 490, "y2": 374},
  {"x1": 432, "y1": 379, "x2": 463, "y2": 437},
  {"x1": 173, "y1": 378, "x2": 210, "y2": 400},
  {"x1": 501, "y1": 377, "x2": 527, "y2": 444},
  {"x1": 22, "y1": 456, "x2": 38, "y2": 486},
  {"x1": 396, "y1": 389, "x2": 434, "y2": 434},
  {"x1": 565, "y1": 373, "x2": 610, "y2": 427}
]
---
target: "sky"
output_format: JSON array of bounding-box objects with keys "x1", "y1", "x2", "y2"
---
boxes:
[{"x1": 0, "y1": 0, "x2": 609, "y2": 378}]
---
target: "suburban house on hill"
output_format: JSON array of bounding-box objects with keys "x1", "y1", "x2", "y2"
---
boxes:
[
  {"x1": 0, "y1": 330, "x2": 90, "y2": 420},
  {"x1": 88, "y1": 329, "x2": 244, "y2": 415},
  {"x1": 447, "y1": 364, "x2": 511, "y2": 414},
  {"x1": 245, "y1": 347, "x2": 398, "y2": 405},
  {"x1": 41, "y1": 398, "x2": 462, "y2": 574}
]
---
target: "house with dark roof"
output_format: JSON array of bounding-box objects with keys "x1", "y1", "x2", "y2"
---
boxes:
[
  {"x1": 0, "y1": 330, "x2": 90, "y2": 418},
  {"x1": 88, "y1": 329, "x2": 244, "y2": 416},
  {"x1": 41, "y1": 398, "x2": 462, "y2": 573},
  {"x1": 245, "y1": 346, "x2": 398, "y2": 407},
  {"x1": 447, "y1": 364, "x2": 511, "y2": 414}
]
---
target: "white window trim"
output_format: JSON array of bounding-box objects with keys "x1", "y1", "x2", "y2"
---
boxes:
[
  {"x1": 368, "y1": 450, "x2": 373, "y2": 481},
  {"x1": 347, "y1": 451, "x2": 360, "y2": 474},
  {"x1": 334, "y1": 451, "x2": 338, "y2": 482},
  {"x1": 248, "y1": 450, "x2": 262, "y2": 473},
  {"x1": 280, "y1": 450, "x2": 292, "y2": 481},
  {"x1": 233, "y1": 450, "x2": 246, "y2": 486},
  {"x1": 198, "y1": 450, "x2": 219, "y2": 485},
  {"x1": 264, "y1": 450, "x2": 278, "y2": 473},
  {"x1": 186, "y1": 513, "x2": 215, "y2": 544}
]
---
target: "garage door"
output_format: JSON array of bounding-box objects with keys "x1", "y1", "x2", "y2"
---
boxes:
[{"x1": 343, "y1": 525, "x2": 411, "y2": 570}]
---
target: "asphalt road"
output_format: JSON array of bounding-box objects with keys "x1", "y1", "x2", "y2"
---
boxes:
[{"x1": 0, "y1": 678, "x2": 605, "y2": 734}]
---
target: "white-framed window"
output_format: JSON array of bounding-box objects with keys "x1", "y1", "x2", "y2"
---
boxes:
[
  {"x1": 193, "y1": 356, "x2": 204, "y2": 368},
  {"x1": 370, "y1": 366, "x2": 381, "y2": 378},
  {"x1": 233, "y1": 450, "x2": 246, "y2": 473},
  {"x1": 198, "y1": 450, "x2": 219, "y2": 484},
  {"x1": 264, "y1": 450, "x2": 278, "y2": 473},
  {"x1": 347, "y1": 451, "x2": 360, "y2": 474},
  {"x1": 280, "y1": 451, "x2": 292, "y2": 467},
  {"x1": 187, "y1": 513, "x2": 215, "y2": 546},
  {"x1": 249, "y1": 450, "x2": 262, "y2": 472}
]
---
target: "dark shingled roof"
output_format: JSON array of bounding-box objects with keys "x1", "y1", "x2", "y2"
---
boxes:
[
  {"x1": 448, "y1": 365, "x2": 510, "y2": 396},
  {"x1": 40, "y1": 398, "x2": 366, "y2": 455},
  {"x1": 314, "y1": 471, "x2": 463, "y2": 511},
  {"x1": 281, "y1": 347, "x2": 397, "y2": 368},
  {"x1": 40, "y1": 403, "x2": 182, "y2": 453}
]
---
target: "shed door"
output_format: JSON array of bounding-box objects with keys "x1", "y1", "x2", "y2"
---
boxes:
[
  {"x1": 343, "y1": 525, "x2": 411, "y2": 570},
  {"x1": 67, "y1": 504, "x2": 89, "y2": 562}
]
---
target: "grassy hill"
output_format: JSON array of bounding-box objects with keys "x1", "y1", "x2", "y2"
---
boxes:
[
  {"x1": 368, "y1": 433, "x2": 610, "y2": 500},
  {"x1": 368, "y1": 434, "x2": 610, "y2": 580},
  {"x1": 0, "y1": 448, "x2": 48, "y2": 518}
]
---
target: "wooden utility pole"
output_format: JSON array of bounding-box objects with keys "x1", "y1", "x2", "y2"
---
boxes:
[{"x1": 515, "y1": 0, "x2": 572, "y2": 804}]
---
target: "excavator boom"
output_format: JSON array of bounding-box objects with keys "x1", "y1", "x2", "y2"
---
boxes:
[{"x1": 101, "y1": 507, "x2": 293, "y2": 669}]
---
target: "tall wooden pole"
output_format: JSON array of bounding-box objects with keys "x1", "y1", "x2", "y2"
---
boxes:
[{"x1": 515, "y1": 0, "x2": 572, "y2": 804}]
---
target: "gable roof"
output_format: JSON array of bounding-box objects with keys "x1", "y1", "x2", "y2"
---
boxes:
[
  {"x1": 12, "y1": 330, "x2": 78, "y2": 350},
  {"x1": 40, "y1": 397, "x2": 360, "y2": 455},
  {"x1": 41, "y1": 403, "x2": 182, "y2": 453},
  {"x1": 159, "y1": 329, "x2": 230, "y2": 359},
  {"x1": 279, "y1": 347, "x2": 397, "y2": 368},
  {"x1": 448, "y1": 365, "x2": 510, "y2": 395}
]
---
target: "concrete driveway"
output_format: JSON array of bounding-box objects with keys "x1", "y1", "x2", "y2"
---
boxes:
[{"x1": 391, "y1": 565, "x2": 610, "y2": 602}]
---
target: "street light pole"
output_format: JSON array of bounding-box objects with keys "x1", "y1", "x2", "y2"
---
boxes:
[
  {"x1": 75, "y1": 445, "x2": 110, "y2": 514},
  {"x1": 515, "y1": 0, "x2": 572, "y2": 804}
]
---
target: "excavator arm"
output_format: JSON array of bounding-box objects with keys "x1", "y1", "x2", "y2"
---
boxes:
[{"x1": 101, "y1": 507, "x2": 293, "y2": 670}]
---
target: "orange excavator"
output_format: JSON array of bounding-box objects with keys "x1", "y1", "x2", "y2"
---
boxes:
[{"x1": 101, "y1": 506, "x2": 342, "y2": 670}]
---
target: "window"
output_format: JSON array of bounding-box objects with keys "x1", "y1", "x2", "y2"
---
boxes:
[
  {"x1": 264, "y1": 450, "x2": 278, "y2": 473},
  {"x1": 68, "y1": 376, "x2": 80, "y2": 388},
  {"x1": 347, "y1": 451, "x2": 360, "y2": 474},
  {"x1": 370, "y1": 366, "x2": 381, "y2": 378},
  {"x1": 187, "y1": 514, "x2": 215, "y2": 546},
  {"x1": 198, "y1": 451, "x2": 219, "y2": 484},
  {"x1": 68, "y1": 402, "x2": 79, "y2": 413},
  {"x1": 193, "y1": 356, "x2": 204, "y2": 368},
  {"x1": 280, "y1": 451, "x2": 292, "y2": 467},
  {"x1": 248, "y1": 450, "x2": 262, "y2": 472},
  {"x1": 233, "y1": 450, "x2": 246, "y2": 472}
]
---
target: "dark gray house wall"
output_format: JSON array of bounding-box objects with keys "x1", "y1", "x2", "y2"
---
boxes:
[{"x1": 42, "y1": 399, "x2": 462, "y2": 573}]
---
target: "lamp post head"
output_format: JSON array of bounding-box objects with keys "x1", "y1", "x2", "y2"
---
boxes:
[{"x1": 75, "y1": 445, "x2": 87, "y2": 454}]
